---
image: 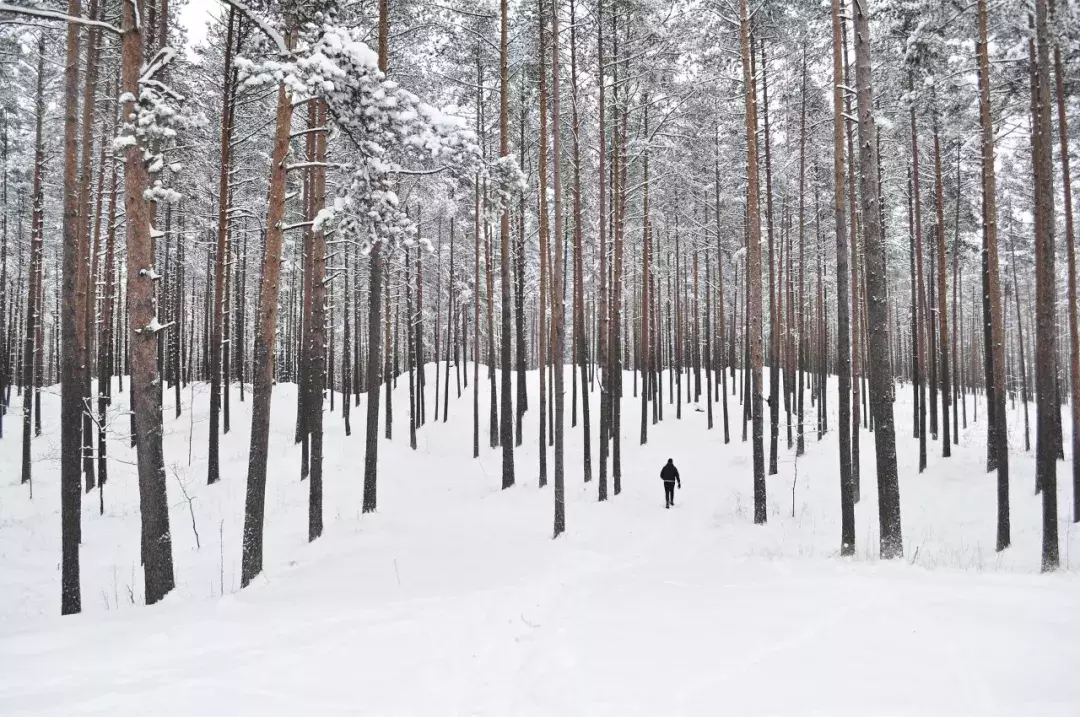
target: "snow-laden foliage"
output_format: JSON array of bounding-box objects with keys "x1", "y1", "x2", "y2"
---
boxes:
[
  {"x1": 114, "y1": 47, "x2": 207, "y2": 205},
  {"x1": 235, "y1": 18, "x2": 523, "y2": 254}
]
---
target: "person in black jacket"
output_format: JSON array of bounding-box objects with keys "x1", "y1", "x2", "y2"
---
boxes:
[{"x1": 660, "y1": 458, "x2": 681, "y2": 508}]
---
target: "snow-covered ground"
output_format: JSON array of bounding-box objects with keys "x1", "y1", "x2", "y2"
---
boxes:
[{"x1": 1, "y1": 367, "x2": 1078, "y2": 716}]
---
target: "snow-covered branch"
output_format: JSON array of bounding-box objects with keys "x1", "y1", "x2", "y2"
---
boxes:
[{"x1": 0, "y1": 2, "x2": 121, "y2": 33}]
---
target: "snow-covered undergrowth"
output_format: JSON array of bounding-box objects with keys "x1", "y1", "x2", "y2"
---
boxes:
[{"x1": 1, "y1": 368, "x2": 1077, "y2": 715}]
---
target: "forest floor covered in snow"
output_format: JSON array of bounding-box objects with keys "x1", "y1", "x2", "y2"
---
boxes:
[{"x1": 1, "y1": 367, "x2": 1078, "y2": 716}]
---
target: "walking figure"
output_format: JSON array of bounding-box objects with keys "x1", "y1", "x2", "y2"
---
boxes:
[{"x1": 661, "y1": 458, "x2": 681, "y2": 508}]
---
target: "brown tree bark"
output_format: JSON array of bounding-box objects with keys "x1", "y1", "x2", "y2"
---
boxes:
[
  {"x1": 77, "y1": 0, "x2": 102, "y2": 494},
  {"x1": 911, "y1": 97, "x2": 929, "y2": 472},
  {"x1": 761, "y1": 37, "x2": 780, "y2": 477},
  {"x1": 60, "y1": 0, "x2": 85, "y2": 615},
  {"x1": 122, "y1": 0, "x2": 175, "y2": 604},
  {"x1": 840, "y1": 10, "x2": 859, "y2": 498},
  {"x1": 739, "y1": 0, "x2": 766, "y2": 523},
  {"x1": 242, "y1": 16, "x2": 298, "y2": 583},
  {"x1": 307, "y1": 99, "x2": 327, "y2": 540},
  {"x1": 853, "y1": 0, "x2": 902, "y2": 557},
  {"x1": 21, "y1": 36, "x2": 46, "y2": 490},
  {"x1": 1031, "y1": 0, "x2": 1059, "y2": 569},
  {"x1": 595, "y1": 0, "x2": 607, "y2": 501},
  {"x1": 1050, "y1": 0, "x2": 1079, "y2": 523},
  {"x1": 208, "y1": 8, "x2": 236, "y2": 485},
  {"x1": 796, "y1": 51, "x2": 807, "y2": 457},
  {"x1": 640, "y1": 98, "x2": 651, "y2": 444},
  {"x1": 552, "y1": 0, "x2": 566, "y2": 536},
  {"x1": 364, "y1": 2, "x2": 390, "y2": 512},
  {"x1": 932, "y1": 115, "x2": 952, "y2": 455},
  {"x1": 976, "y1": 0, "x2": 1009, "y2": 550},
  {"x1": 569, "y1": 0, "x2": 590, "y2": 480},
  {"x1": 831, "y1": 0, "x2": 854, "y2": 552},
  {"x1": 498, "y1": 0, "x2": 515, "y2": 488},
  {"x1": 538, "y1": 0, "x2": 550, "y2": 486}
]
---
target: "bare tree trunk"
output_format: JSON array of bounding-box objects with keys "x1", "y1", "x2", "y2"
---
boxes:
[
  {"x1": 60, "y1": 0, "x2": 85, "y2": 615},
  {"x1": 208, "y1": 8, "x2": 236, "y2": 485},
  {"x1": 853, "y1": 0, "x2": 902, "y2": 557},
  {"x1": 911, "y1": 97, "x2": 929, "y2": 472},
  {"x1": 840, "y1": 9, "x2": 860, "y2": 499},
  {"x1": 1031, "y1": 0, "x2": 1059, "y2": 569},
  {"x1": 570, "y1": 0, "x2": 591, "y2": 481},
  {"x1": 22, "y1": 37, "x2": 46, "y2": 490},
  {"x1": 595, "y1": 0, "x2": 607, "y2": 501},
  {"x1": 552, "y1": 0, "x2": 566, "y2": 535},
  {"x1": 407, "y1": 245, "x2": 417, "y2": 449},
  {"x1": 611, "y1": 5, "x2": 625, "y2": 495},
  {"x1": 760, "y1": 38, "x2": 779, "y2": 477},
  {"x1": 977, "y1": 0, "x2": 1009, "y2": 550},
  {"x1": 122, "y1": 0, "x2": 175, "y2": 604},
  {"x1": 77, "y1": 0, "x2": 102, "y2": 494},
  {"x1": 716, "y1": 152, "x2": 730, "y2": 444},
  {"x1": 933, "y1": 115, "x2": 952, "y2": 455},
  {"x1": 831, "y1": 0, "x2": 854, "y2": 552},
  {"x1": 98, "y1": 114, "x2": 118, "y2": 504},
  {"x1": 515, "y1": 95, "x2": 527, "y2": 444},
  {"x1": 242, "y1": 17, "x2": 297, "y2": 584},
  {"x1": 1008, "y1": 228, "x2": 1031, "y2": 452},
  {"x1": 307, "y1": 100, "x2": 326, "y2": 541},
  {"x1": 1050, "y1": 2, "x2": 1080, "y2": 522},
  {"x1": 498, "y1": 0, "x2": 515, "y2": 488},
  {"x1": 640, "y1": 99, "x2": 651, "y2": 444},
  {"x1": 445, "y1": 218, "x2": 454, "y2": 422},
  {"x1": 739, "y1": 0, "x2": 766, "y2": 524},
  {"x1": 796, "y1": 51, "x2": 807, "y2": 457},
  {"x1": 538, "y1": 0, "x2": 550, "y2": 486}
]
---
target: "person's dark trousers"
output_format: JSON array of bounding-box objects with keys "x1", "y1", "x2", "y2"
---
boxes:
[{"x1": 664, "y1": 481, "x2": 676, "y2": 508}]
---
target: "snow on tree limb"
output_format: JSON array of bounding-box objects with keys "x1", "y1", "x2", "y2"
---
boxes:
[
  {"x1": 235, "y1": 18, "x2": 524, "y2": 254},
  {"x1": 214, "y1": 0, "x2": 289, "y2": 56},
  {"x1": 0, "y1": 2, "x2": 121, "y2": 33}
]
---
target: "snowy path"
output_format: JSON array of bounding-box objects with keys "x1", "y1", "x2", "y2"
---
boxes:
[{"x1": 1, "y1": 370, "x2": 1078, "y2": 715}]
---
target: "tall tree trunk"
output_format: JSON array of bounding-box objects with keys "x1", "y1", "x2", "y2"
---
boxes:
[
  {"x1": 796, "y1": 51, "x2": 807, "y2": 457},
  {"x1": 739, "y1": 0, "x2": 766, "y2": 524},
  {"x1": 98, "y1": 116, "x2": 118, "y2": 504},
  {"x1": 498, "y1": 0, "x2": 515, "y2": 489},
  {"x1": 640, "y1": 98, "x2": 650, "y2": 444},
  {"x1": 363, "y1": 2, "x2": 390, "y2": 512},
  {"x1": 570, "y1": 0, "x2": 591, "y2": 481},
  {"x1": 853, "y1": 0, "x2": 902, "y2": 557},
  {"x1": 1007, "y1": 228, "x2": 1031, "y2": 452},
  {"x1": 77, "y1": 0, "x2": 102, "y2": 493},
  {"x1": 208, "y1": 8, "x2": 235, "y2": 485},
  {"x1": 761, "y1": 37, "x2": 779, "y2": 477},
  {"x1": 977, "y1": 0, "x2": 1009, "y2": 550},
  {"x1": 595, "y1": 0, "x2": 607, "y2": 501},
  {"x1": 515, "y1": 93, "x2": 527, "y2": 444},
  {"x1": 60, "y1": 0, "x2": 85, "y2": 615},
  {"x1": 242, "y1": 17, "x2": 297, "y2": 584},
  {"x1": 933, "y1": 115, "x2": 952, "y2": 455},
  {"x1": 307, "y1": 100, "x2": 326, "y2": 541},
  {"x1": 538, "y1": 0, "x2": 550, "y2": 487},
  {"x1": 1050, "y1": 0, "x2": 1079, "y2": 523},
  {"x1": 716, "y1": 153, "x2": 730, "y2": 444},
  {"x1": 840, "y1": 9, "x2": 859, "y2": 499},
  {"x1": 22, "y1": 37, "x2": 46, "y2": 490},
  {"x1": 552, "y1": 0, "x2": 566, "y2": 536},
  {"x1": 832, "y1": 0, "x2": 855, "y2": 553},
  {"x1": 1031, "y1": 0, "x2": 1059, "y2": 570},
  {"x1": 911, "y1": 97, "x2": 929, "y2": 472},
  {"x1": 122, "y1": 0, "x2": 175, "y2": 604}
]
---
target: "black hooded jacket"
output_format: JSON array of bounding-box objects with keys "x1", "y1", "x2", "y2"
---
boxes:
[{"x1": 660, "y1": 461, "x2": 680, "y2": 484}]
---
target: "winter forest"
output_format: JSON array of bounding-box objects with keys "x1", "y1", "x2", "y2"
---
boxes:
[{"x1": 0, "y1": 0, "x2": 1078, "y2": 711}]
